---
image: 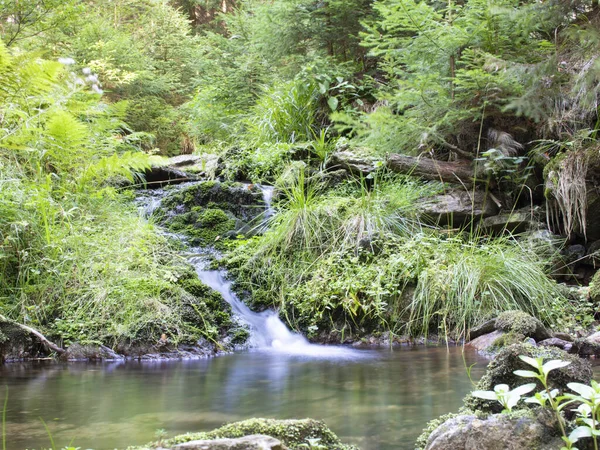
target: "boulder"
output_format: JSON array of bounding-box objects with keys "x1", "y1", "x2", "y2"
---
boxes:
[
  {"x1": 467, "y1": 330, "x2": 505, "y2": 354},
  {"x1": 62, "y1": 343, "x2": 124, "y2": 361},
  {"x1": 418, "y1": 189, "x2": 498, "y2": 227},
  {"x1": 425, "y1": 413, "x2": 562, "y2": 450},
  {"x1": 172, "y1": 435, "x2": 284, "y2": 450},
  {"x1": 326, "y1": 151, "x2": 377, "y2": 176},
  {"x1": 141, "y1": 419, "x2": 356, "y2": 450},
  {"x1": 494, "y1": 310, "x2": 551, "y2": 342}
]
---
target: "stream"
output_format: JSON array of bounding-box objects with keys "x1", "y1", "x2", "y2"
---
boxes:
[{"x1": 1, "y1": 347, "x2": 489, "y2": 450}]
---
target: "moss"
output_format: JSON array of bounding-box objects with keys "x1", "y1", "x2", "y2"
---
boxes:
[
  {"x1": 130, "y1": 418, "x2": 357, "y2": 450},
  {"x1": 495, "y1": 310, "x2": 539, "y2": 336},
  {"x1": 489, "y1": 331, "x2": 527, "y2": 351},
  {"x1": 590, "y1": 270, "x2": 600, "y2": 302},
  {"x1": 415, "y1": 409, "x2": 472, "y2": 450}
]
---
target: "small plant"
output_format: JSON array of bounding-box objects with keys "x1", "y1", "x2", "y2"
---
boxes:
[
  {"x1": 298, "y1": 437, "x2": 328, "y2": 449},
  {"x1": 154, "y1": 428, "x2": 168, "y2": 446},
  {"x1": 514, "y1": 355, "x2": 572, "y2": 446},
  {"x1": 561, "y1": 380, "x2": 600, "y2": 450},
  {"x1": 472, "y1": 383, "x2": 536, "y2": 412}
]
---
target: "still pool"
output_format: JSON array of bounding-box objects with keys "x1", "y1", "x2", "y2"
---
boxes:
[{"x1": 1, "y1": 346, "x2": 491, "y2": 450}]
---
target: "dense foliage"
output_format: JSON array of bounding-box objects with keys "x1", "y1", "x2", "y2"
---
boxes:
[{"x1": 2, "y1": 0, "x2": 600, "y2": 348}]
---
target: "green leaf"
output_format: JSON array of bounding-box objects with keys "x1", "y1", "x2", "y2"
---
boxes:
[
  {"x1": 568, "y1": 383, "x2": 595, "y2": 400},
  {"x1": 512, "y1": 383, "x2": 536, "y2": 396},
  {"x1": 519, "y1": 355, "x2": 542, "y2": 369},
  {"x1": 513, "y1": 370, "x2": 538, "y2": 378},
  {"x1": 472, "y1": 390, "x2": 498, "y2": 400},
  {"x1": 327, "y1": 96, "x2": 339, "y2": 111},
  {"x1": 542, "y1": 360, "x2": 571, "y2": 375}
]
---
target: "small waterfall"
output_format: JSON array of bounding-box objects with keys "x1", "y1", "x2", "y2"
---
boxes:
[
  {"x1": 137, "y1": 181, "x2": 362, "y2": 358},
  {"x1": 259, "y1": 185, "x2": 275, "y2": 222}
]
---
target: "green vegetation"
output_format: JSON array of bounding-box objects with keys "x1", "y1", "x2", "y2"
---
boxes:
[
  {"x1": 2, "y1": 0, "x2": 600, "y2": 351},
  {"x1": 0, "y1": 40, "x2": 237, "y2": 352}
]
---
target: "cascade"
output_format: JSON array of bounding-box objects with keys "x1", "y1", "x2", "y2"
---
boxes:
[{"x1": 138, "y1": 181, "x2": 361, "y2": 358}]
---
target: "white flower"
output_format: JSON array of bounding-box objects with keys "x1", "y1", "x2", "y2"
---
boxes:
[
  {"x1": 82, "y1": 67, "x2": 92, "y2": 75},
  {"x1": 58, "y1": 57, "x2": 75, "y2": 65}
]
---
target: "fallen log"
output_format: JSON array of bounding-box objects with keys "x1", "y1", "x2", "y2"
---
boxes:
[{"x1": 386, "y1": 154, "x2": 483, "y2": 186}]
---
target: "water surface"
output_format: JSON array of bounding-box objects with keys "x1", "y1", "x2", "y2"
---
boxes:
[{"x1": 2, "y1": 346, "x2": 489, "y2": 450}]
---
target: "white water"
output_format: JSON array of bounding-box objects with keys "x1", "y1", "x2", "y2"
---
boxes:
[{"x1": 138, "y1": 181, "x2": 363, "y2": 359}]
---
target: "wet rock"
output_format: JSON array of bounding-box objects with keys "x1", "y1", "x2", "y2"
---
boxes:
[
  {"x1": 467, "y1": 330, "x2": 505, "y2": 353},
  {"x1": 570, "y1": 331, "x2": 600, "y2": 356},
  {"x1": 156, "y1": 181, "x2": 265, "y2": 246},
  {"x1": 172, "y1": 435, "x2": 284, "y2": 450},
  {"x1": 419, "y1": 189, "x2": 498, "y2": 227},
  {"x1": 425, "y1": 413, "x2": 562, "y2": 450},
  {"x1": 167, "y1": 154, "x2": 223, "y2": 178},
  {"x1": 538, "y1": 338, "x2": 573, "y2": 352},
  {"x1": 562, "y1": 244, "x2": 586, "y2": 265},
  {"x1": 464, "y1": 343, "x2": 592, "y2": 414},
  {"x1": 495, "y1": 310, "x2": 551, "y2": 342},
  {"x1": 62, "y1": 343, "x2": 124, "y2": 361}
]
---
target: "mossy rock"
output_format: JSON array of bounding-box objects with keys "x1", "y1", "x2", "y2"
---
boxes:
[
  {"x1": 157, "y1": 181, "x2": 266, "y2": 247},
  {"x1": 589, "y1": 270, "x2": 600, "y2": 302},
  {"x1": 494, "y1": 310, "x2": 551, "y2": 341},
  {"x1": 464, "y1": 343, "x2": 592, "y2": 413},
  {"x1": 131, "y1": 418, "x2": 357, "y2": 450}
]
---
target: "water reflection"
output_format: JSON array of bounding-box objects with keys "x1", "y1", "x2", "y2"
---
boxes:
[{"x1": 1, "y1": 347, "x2": 489, "y2": 450}]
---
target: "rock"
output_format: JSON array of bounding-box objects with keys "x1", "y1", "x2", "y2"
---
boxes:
[
  {"x1": 480, "y1": 210, "x2": 544, "y2": 234},
  {"x1": 467, "y1": 319, "x2": 497, "y2": 340},
  {"x1": 156, "y1": 181, "x2": 266, "y2": 246},
  {"x1": 538, "y1": 338, "x2": 573, "y2": 352},
  {"x1": 585, "y1": 240, "x2": 600, "y2": 267},
  {"x1": 464, "y1": 343, "x2": 592, "y2": 414},
  {"x1": 590, "y1": 270, "x2": 600, "y2": 302},
  {"x1": 172, "y1": 435, "x2": 284, "y2": 450},
  {"x1": 0, "y1": 321, "x2": 50, "y2": 362},
  {"x1": 562, "y1": 244, "x2": 586, "y2": 265},
  {"x1": 62, "y1": 343, "x2": 124, "y2": 361},
  {"x1": 142, "y1": 419, "x2": 356, "y2": 450},
  {"x1": 425, "y1": 413, "x2": 562, "y2": 450},
  {"x1": 466, "y1": 330, "x2": 505, "y2": 354},
  {"x1": 494, "y1": 310, "x2": 551, "y2": 342},
  {"x1": 326, "y1": 151, "x2": 377, "y2": 176},
  {"x1": 419, "y1": 189, "x2": 498, "y2": 227},
  {"x1": 144, "y1": 166, "x2": 194, "y2": 188},
  {"x1": 570, "y1": 331, "x2": 600, "y2": 356},
  {"x1": 167, "y1": 154, "x2": 222, "y2": 178},
  {"x1": 553, "y1": 332, "x2": 574, "y2": 342}
]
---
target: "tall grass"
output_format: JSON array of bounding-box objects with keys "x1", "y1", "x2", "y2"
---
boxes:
[{"x1": 406, "y1": 236, "x2": 560, "y2": 339}]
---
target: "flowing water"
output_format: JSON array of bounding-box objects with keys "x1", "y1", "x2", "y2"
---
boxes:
[{"x1": 1, "y1": 347, "x2": 490, "y2": 450}]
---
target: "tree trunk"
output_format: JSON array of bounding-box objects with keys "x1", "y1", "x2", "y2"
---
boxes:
[{"x1": 386, "y1": 154, "x2": 482, "y2": 186}]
